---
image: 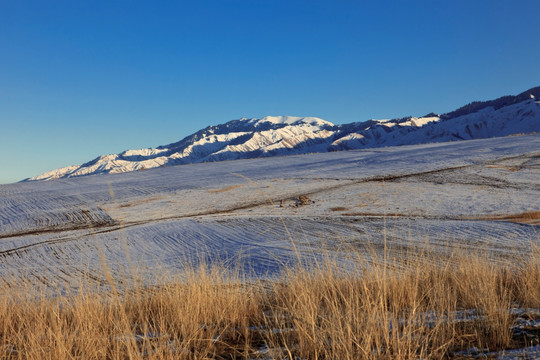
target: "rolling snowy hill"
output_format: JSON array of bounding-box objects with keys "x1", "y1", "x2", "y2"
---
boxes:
[
  {"x1": 3, "y1": 133, "x2": 540, "y2": 288},
  {"x1": 29, "y1": 86, "x2": 540, "y2": 181}
]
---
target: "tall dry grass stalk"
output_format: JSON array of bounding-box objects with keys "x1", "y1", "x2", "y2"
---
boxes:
[{"x1": 0, "y1": 244, "x2": 539, "y2": 359}]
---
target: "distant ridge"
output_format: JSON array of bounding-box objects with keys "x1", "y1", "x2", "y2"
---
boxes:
[
  {"x1": 443, "y1": 86, "x2": 540, "y2": 119},
  {"x1": 28, "y1": 87, "x2": 540, "y2": 181}
]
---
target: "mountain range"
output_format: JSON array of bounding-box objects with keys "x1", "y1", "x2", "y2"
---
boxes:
[{"x1": 29, "y1": 86, "x2": 540, "y2": 181}]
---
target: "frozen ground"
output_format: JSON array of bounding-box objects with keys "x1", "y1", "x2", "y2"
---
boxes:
[{"x1": 0, "y1": 134, "x2": 539, "y2": 290}]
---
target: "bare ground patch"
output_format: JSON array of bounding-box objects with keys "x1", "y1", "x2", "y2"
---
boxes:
[
  {"x1": 330, "y1": 206, "x2": 348, "y2": 212},
  {"x1": 342, "y1": 211, "x2": 423, "y2": 217},
  {"x1": 206, "y1": 184, "x2": 243, "y2": 193},
  {"x1": 485, "y1": 164, "x2": 521, "y2": 172},
  {"x1": 119, "y1": 196, "x2": 162, "y2": 208}
]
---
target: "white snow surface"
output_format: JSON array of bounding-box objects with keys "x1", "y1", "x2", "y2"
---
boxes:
[
  {"x1": 1, "y1": 134, "x2": 539, "y2": 289},
  {"x1": 28, "y1": 97, "x2": 540, "y2": 181}
]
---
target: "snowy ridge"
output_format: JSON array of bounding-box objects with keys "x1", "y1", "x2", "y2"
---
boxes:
[{"x1": 29, "y1": 88, "x2": 540, "y2": 181}]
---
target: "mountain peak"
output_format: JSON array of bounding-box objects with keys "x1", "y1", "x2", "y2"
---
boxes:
[
  {"x1": 27, "y1": 87, "x2": 540, "y2": 181},
  {"x1": 234, "y1": 116, "x2": 333, "y2": 127},
  {"x1": 256, "y1": 115, "x2": 332, "y2": 126}
]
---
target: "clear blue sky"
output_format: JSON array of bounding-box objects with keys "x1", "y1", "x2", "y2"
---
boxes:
[{"x1": 1, "y1": 0, "x2": 539, "y2": 183}]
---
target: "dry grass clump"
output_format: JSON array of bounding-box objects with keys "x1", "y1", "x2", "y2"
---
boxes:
[
  {"x1": 0, "y1": 264, "x2": 264, "y2": 359},
  {"x1": 263, "y1": 249, "x2": 535, "y2": 359},
  {"x1": 0, "y1": 246, "x2": 539, "y2": 359}
]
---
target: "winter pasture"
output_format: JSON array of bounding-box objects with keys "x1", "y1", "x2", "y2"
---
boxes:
[
  {"x1": 1, "y1": 133, "x2": 539, "y2": 291},
  {"x1": 2, "y1": 134, "x2": 540, "y2": 359}
]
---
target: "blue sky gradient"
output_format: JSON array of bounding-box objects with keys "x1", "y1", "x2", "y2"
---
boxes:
[{"x1": 1, "y1": 0, "x2": 539, "y2": 183}]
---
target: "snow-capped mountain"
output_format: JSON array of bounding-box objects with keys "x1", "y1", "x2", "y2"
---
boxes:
[{"x1": 29, "y1": 87, "x2": 540, "y2": 181}]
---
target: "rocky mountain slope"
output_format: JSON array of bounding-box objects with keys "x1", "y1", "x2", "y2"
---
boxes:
[{"x1": 29, "y1": 86, "x2": 540, "y2": 181}]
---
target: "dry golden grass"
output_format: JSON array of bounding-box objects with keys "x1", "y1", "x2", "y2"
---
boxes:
[
  {"x1": 1, "y1": 245, "x2": 539, "y2": 359},
  {"x1": 466, "y1": 211, "x2": 540, "y2": 225},
  {"x1": 493, "y1": 211, "x2": 540, "y2": 225}
]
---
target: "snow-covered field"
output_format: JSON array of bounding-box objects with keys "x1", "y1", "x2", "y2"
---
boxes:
[{"x1": 1, "y1": 134, "x2": 539, "y2": 290}]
